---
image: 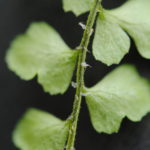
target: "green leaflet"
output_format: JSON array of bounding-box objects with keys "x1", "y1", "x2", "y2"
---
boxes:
[
  {"x1": 62, "y1": 0, "x2": 94, "y2": 16},
  {"x1": 107, "y1": 0, "x2": 150, "y2": 59},
  {"x1": 13, "y1": 109, "x2": 69, "y2": 150},
  {"x1": 85, "y1": 65, "x2": 150, "y2": 134},
  {"x1": 93, "y1": 0, "x2": 150, "y2": 65},
  {"x1": 6, "y1": 22, "x2": 78, "y2": 95},
  {"x1": 63, "y1": 0, "x2": 150, "y2": 64},
  {"x1": 93, "y1": 15, "x2": 130, "y2": 66}
]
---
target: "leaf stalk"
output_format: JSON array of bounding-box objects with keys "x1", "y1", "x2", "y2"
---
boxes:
[{"x1": 65, "y1": 1, "x2": 101, "y2": 150}]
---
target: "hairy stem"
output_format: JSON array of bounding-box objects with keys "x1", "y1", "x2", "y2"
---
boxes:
[{"x1": 66, "y1": 1, "x2": 101, "y2": 150}]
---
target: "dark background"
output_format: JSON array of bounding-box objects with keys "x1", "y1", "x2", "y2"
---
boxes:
[{"x1": 1, "y1": 0, "x2": 150, "y2": 150}]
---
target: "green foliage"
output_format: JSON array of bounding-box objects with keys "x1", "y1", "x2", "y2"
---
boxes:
[
  {"x1": 5, "y1": 0, "x2": 150, "y2": 150},
  {"x1": 85, "y1": 65, "x2": 150, "y2": 133},
  {"x1": 63, "y1": 0, "x2": 150, "y2": 65},
  {"x1": 107, "y1": 0, "x2": 150, "y2": 59},
  {"x1": 6, "y1": 22, "x2": 78, "y2": 95},
  {"x1": 93, "y1": 15, "x2": 130, "y2": 66},
  {"x1": 63, "y1": 0, "x2": 94, "y2": 16},
  {"x1": 13, "y1": 109, "x2": 69, "y2": 150}
]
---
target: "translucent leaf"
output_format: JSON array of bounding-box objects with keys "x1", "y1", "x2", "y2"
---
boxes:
[
  {"x1": 6, "y1": 22, "x2": 78, "y2": 95},
  {"x1": 13, "y1": 109, "x2": 69, "y2": 150},
  {"x1": 85, "y1": 65, "x2": 150, "y2": 134},
  {"x1": 93, "y1": 15, "x2": 130, "y2": 66},
  {"x1": 62, "y1": 0, "x2": 94, "y2": 16},
  {"x1": 108, "y1": 0, "x2": 150, "y2": 59}
]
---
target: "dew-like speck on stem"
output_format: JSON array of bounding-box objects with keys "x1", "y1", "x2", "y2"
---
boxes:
[
  {"x1": 81, "y1": 62, "x2": 91, "y2": 68},
  {"x1": 71, "y1": 82, "x2": 78, "y2": 88},
  {"x1": 79, "y1": 22, "x2": 86, "y2": 30}
]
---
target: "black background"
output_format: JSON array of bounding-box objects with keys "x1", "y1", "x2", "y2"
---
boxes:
[{"x1": 1, "y1": 0, "x2": 150, "y2": 150}]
